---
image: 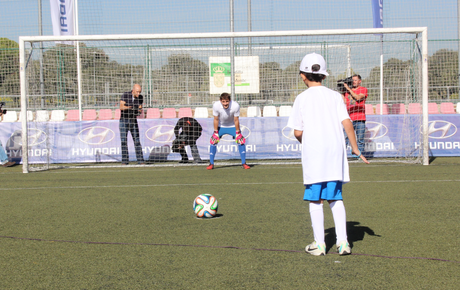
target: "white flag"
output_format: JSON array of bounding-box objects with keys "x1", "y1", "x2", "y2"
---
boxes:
[{"x1": 50, "y1": 0, "x2": 75, "y2": 44}]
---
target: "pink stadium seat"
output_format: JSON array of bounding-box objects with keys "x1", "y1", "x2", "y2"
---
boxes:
[
  {"x1": 82, "y1": 109, "x2": 97, "y2": 121},
  {"x1": 440, "y1": 102, "x2": 455, "y2": 114},
  {"x1": 66, "y1": 110, "x2": 80, "y2": 121},
  {"x1": 98, "y1": 109, "x2": 113, "y2": 120},
  {"x1": 162, "y1": 108, "x2": 177, "y2": 119},
  {"x1": 146, "y1": 108, "x2": 161, "y2": 119},
  {"x1": 178, "y1": 107, "x2": 193, "y2": 118},
  {"x1": 408, "y1": 103, "x2": 421, "y2": 114},
  {"x1": 428, "y1": 103, "x2": 439, "y2": 114},
  {"x1": 375, "y1": 104, "x2": 389, "y2": 115},
  {"x1": 365, "y1": 104, "x2": 374, "y2": 115},
  {"x1": 391, "y1": 103, "x2": 406, "y2": 114},
  {"x1": 114, "y1": 109, "x2": 121, "y2": 120}
]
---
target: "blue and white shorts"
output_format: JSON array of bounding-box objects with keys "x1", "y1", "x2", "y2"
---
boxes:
[{"x1": 303, "y1": 181, "x2": 343, "y2": 201}]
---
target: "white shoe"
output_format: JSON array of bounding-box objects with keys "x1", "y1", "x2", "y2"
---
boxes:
[
  {"x1": 305, "y1": 241, "x2": 326, "y2": 256},
  {"x1": 337, "y1": 241, "x2": 351, "y2": 255}
]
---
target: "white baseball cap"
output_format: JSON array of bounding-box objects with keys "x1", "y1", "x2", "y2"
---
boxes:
[{"x1": 299, "y1": 53, "x2": 329, "y2": 76}]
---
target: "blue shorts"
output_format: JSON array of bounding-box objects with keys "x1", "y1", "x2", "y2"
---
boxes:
[
  {"x1": 303, "y1": 181, "x2": 343, "y2": 201},
  {"x1": 218, "y1": 127, "x2": 236, "y2": 138}
]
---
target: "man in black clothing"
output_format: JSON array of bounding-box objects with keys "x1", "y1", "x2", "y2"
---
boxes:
[
  {"x1": 119, "y1": 84, "x2": 145, "y2": 165},
  {"x1": 172, "y1": 117, "x2": 204, "y2": 163}
]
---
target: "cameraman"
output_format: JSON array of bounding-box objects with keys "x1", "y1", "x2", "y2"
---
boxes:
[
  {"x1": 119, "y1": 84, "x2": 145, "y2": 165},
  {"x1": 172, "y1": 117, "x2": 204, "y2": 163},
  {"x1": 342, "y1": 74, "x2": 368, "y2": 155},
  {"x1": 0, "y1": 110, "x2": 15, "y2": 167}
]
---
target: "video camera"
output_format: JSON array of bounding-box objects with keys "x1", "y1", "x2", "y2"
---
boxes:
[
  {"x1": 0, "y1": 102, "x2": 7, "y2": 114},
  {"x1": 337, "y1": 76, "x2": 353, "y2": 94}
]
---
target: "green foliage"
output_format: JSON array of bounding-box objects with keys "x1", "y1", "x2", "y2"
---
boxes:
[{"x1": 0, "y1": 38, "x2": 19, "y2": 94}]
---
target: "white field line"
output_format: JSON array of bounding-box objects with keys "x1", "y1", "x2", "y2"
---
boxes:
[{"x1": 0, "y1": 179, "x2": 459, "y2": 191}]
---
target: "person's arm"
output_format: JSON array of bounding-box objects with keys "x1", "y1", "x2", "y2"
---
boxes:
[
  {"x1": 234, "y1": 116, "x2": 241, "y2": 132},
  {"x1": 342, "y1": 119, "x2": 369, "y2": 164},
  {"x1": 213, "y1": 115, "x2": 219, "y2": 131},
  {"x1": 294, "y1": 130, "x2": 302, "y2": 144},
  {"x1": 119, "y1": 94, "x2": 132, "y2": 110},
  {"x1": 344, "y1": 84, "x2": 366, "y2": 101}
]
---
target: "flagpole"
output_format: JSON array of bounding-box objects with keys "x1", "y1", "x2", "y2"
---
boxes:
[
  {"x1": 75, "y1": 0, "x2": 82, "y2": 121},
  {"x1": 38, "y1": 0, "x2": 45, "y2": 108}
]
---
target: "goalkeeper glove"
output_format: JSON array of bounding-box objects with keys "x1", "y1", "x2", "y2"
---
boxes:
[
  {"x1": 210, "y1": 131, "x2": 220, "y2": 145},
  {"x1": 235, "y1": 131, "x2": 246, "y2": 145}
]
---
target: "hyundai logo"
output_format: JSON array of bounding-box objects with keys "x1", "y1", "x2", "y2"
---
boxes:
[
  {"x1": 281, "y1": 126, "x2": 297, "y2": 141},
  {"x1": 11, "y1": 128, "x2": 48, "y2": 147},
  {"x1": 421, "y1": 120, "x2": 458, "y2": 139},
  {"x1": 366, "y1": 122, "x2": 388, "y2": 140},
  {"x1": 220, "y1": 125, "x2": 251, "y2": 142},
  {"x1": 78, "y1": 126, "x2": 115, "y2": 145},
  {"x1": 145, "y1": 125, "x2": 175, "y2": 143}
]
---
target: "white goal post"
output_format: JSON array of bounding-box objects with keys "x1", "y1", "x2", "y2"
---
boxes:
[{"x1": 18, "y1": 27, "x2": 428, "y2": 173}]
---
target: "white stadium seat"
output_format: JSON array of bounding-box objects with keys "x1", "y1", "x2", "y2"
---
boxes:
[
  {"x1": 36, "y1": 110, "x2": 50, "y2": 122},
  {"x1": 262, "y1": 106, "x2": 277, "y2": 117},
  {"x1": 2, "y1": 111, "x2": 18, "y2": 122},
  {"x1": 194, "y1": 107, "x2": 209, "y2": 118},
  {"x1": 246, "y1": 106, "x2": 261, "y2": 117},
  {"x1": 278, "y1": 106, "x2": 292, "y2": 117}
]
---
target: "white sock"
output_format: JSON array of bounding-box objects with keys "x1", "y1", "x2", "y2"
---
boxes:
[
  {"x1": 309, "y1": 202, "x2": 324, "y2": 244},
  {"x1": 329, "y1": 200, "x2": 347, "y2": 244}
]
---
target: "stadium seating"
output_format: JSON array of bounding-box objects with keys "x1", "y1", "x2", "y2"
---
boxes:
[
  {"x1": 98, "y1": 109, "x2": 113, "y2": 120},
  {"x1": 193, "y1": 107, "x2": 209, "y2": 118},
  {"x1": 19, "y1": 111, "x2": 34, "y2": 122},
  {"x1": 50, "y1": 110, "x2": 66, "y2": 121},
  {"x1": 247, "y1": 106, "x2": 261, "y2": 117},
  {"x1": 440, "y1": 102, "x2": 455, "y2": 114},
  {"x1": 2, "y1": 111, "x2": 17, "y2": 122},
  {"x1": 375, "y1": 104, "x2": 389, "y2": 115},
  {"x1": 162, "y1": 108, "x2": 177, "y2": 118},
  {"x1": 428, "y1": 103, "x2": 439, "y2": 114},
  {"x1": 146, "y1": 108, "x2": 161, "y2": 119},
  {"x1": 278, "y1": 106, "x2": 292, "y2": 117},
  {"x1": 114, "y1": 109, "x2": 121, "y2": 120},
  {"x1": 457, "y1": 102, "x2": 460, "y2": 114},
  {"x1": 365, "y1": 104, "x2": 374, "y2": 115},
  {"x1": 262, "y1": 106, "x2": 277, "y2": 117},
  {"x1": 408, "y1": 103, "x2": 421, "y2": 114},
  {"x1": 391, "y1": 103, "x2": 406, "y2": 114},
  {"x1": 178, "y1": 107, "x2": 193, "y2": 118},
  {"x1": 35, "y1": 110, "x2": 50, "y2": 122},
  {"x1": 66, "y1": 110, "x2": 80, "y2": 121},
  {"x1": 82, "y1": 109, "x2": 97, "y2": 121}
]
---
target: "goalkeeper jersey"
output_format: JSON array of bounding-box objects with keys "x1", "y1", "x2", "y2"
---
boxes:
[{"x1": 213, "y1": 101, "x2": 240, "y2": 128}]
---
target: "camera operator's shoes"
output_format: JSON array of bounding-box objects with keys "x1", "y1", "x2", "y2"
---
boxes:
[
  {"x1": 242, "y1": 164, "x2": 250, "y2": 169},
  {"x1": 179, "y1": 160, "x2": 190, "y2": 164},
  {"x1": 206, "y1": 164, "x2": 214, "y2": 170},
  {"x1": 193, "y1": 159, "x2": 206, "y2": 164},
  {"x1": 2, "y1": 161, "x2": 15, "y2": 167}
]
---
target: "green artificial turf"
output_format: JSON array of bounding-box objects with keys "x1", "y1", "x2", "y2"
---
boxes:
[{"x1": 0, "y1": 158, "x2": 458, "y2": 289}]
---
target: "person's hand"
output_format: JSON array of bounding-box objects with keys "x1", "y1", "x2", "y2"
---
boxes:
[
  {"x1": 352, "y1": 149, "x2": 369, "y2": 164},
  {"x1": 235, "y1": 131, "x2": 246, "y2": 145},
  {"x1": 210, "y1": 131, "x2": 220, "y2": 145},
  {"x1": 343, "y1": 83, "x2": 350, "y2": 90}
]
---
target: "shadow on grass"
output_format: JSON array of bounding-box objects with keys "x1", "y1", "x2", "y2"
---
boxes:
[{"x1": 324, "y1": 221, "x2": 381, "y2": 252}]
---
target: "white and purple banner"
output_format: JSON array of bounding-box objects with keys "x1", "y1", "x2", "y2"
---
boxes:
[
  {"x1": 50, "y1": 0, "x2": 74, "y2": 44},
  {"x1": 1, "y1": 115, "x2": 459, "y2": 164},
  {"x1": 372, "y1": 0, "x2": 383, "y2": 28}
]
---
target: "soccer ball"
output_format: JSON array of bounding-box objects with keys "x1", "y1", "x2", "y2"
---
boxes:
[{"x1": 193, "y1": 194, "x2": 218, "y2": 218}]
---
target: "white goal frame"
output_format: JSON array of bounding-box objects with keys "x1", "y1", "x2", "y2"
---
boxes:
[{"x1": 19, "y1": 27, "x2": 429, "y2": 173}]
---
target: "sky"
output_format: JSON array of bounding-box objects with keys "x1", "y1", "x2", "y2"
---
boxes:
[{"x1": 1, "y1": 0, "x2": 458, "y2": 44}]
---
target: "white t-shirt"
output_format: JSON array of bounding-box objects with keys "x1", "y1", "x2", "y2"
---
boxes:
[
  {"x1": 213, "y1": 100, "x2": 240, "y2": 127},
  {"x1": 287, "y1": 86, "x2": 351, "y2": 185}
]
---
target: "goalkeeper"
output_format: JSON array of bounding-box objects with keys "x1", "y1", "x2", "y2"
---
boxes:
[
  {"x1": 207, "y1": 92, "x2": 250, "y2": 170},
  {"x1": 172, "y1": 117, "x2": 204, "y2": 163}
]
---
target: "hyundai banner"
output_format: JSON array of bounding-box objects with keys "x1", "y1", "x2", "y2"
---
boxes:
[{"x1": 1, "y1": 115, "x2": 459, "y2": 164}]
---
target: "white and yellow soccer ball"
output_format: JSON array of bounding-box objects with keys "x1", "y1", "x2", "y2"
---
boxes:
[{"x1": 193, "y1": 194, "x2": 218, "y2": 218}]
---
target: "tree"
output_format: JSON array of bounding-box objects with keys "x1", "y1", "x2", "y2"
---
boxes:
[
  {"x1": 0, "y1": 38, "x2": 19, "y2": 95},
  {"x1": 428, "y1": 49, "x2": 458, "y2": 99}
]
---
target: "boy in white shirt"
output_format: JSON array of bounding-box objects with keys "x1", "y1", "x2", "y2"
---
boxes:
[{"x1": 287, "y1": 53, "x2": 369, "y2": 256}]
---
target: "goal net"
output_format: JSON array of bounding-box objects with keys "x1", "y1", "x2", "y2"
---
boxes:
[{"x1": 18, "y1": 28, "x2": 428, "y2": 172}]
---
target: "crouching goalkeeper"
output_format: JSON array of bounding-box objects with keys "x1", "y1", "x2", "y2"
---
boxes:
[{"x1": 207, "y1": 92, "x2": 250, "y2": 170}]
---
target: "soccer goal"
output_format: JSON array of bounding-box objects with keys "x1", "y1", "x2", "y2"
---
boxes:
[{"x1": 18, "y1": 27, "x2": 428, "y2": 173}]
